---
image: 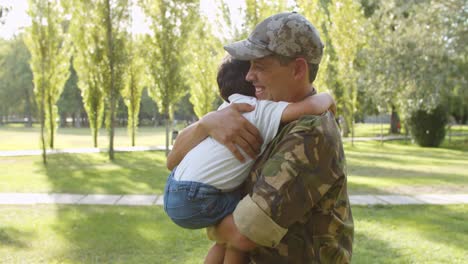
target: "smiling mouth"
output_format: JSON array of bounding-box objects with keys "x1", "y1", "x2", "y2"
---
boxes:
[{"x1": 255, "y1": 87, "x2": 265, "y2": 98}]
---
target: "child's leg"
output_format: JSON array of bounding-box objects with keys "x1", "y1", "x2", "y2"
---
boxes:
[
  {"x1": 205, "y1": 243, "x2": 225, "y2": 264},
  {"x1": 224, "y1": 246, "x2": 248, "y2": 264}
]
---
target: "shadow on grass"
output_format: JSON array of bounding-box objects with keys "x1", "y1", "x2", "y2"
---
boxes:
[
  {"x1": 353, "y1": 230, "x2": 404, "y2": 264},
  {"x1": 37, "y1": 151, "x2": 169, "y2": 194},
  {"x1": 52, "y1": 205, "x2": 211, "y2": 263},
  {"x1": 0, "y1": 227, "x2": 34, "y2": 249}
]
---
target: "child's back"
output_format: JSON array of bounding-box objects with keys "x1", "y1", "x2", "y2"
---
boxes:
[{"x1": 174, "y1": 93, "x2": 288, "y2": 190}]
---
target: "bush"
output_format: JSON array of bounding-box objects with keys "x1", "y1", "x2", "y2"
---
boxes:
[{"x1": 409, "y1": 105, "x2": 448, "y2": 147}]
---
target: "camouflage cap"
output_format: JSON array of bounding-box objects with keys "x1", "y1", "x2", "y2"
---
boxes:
[{"x1": 224, "y1": 12, "x2": 324, "y2": 64}]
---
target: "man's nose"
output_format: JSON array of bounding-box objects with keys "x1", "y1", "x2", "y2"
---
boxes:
[{"x1": 245, "y1": 68, "x2": 255, "y2": 82}]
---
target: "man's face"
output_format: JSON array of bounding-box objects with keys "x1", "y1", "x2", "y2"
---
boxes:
[{"x1": 246, "y1": 56, "x2": 295, "y2": 102}]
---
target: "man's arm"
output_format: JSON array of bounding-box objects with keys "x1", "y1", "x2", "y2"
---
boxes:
[
  {"x1": 166, "y1": 103, "x2": 264, "y2": 170},
  {"x1": 281, "y1": 92, "x2": 336, "y2": 123},
  {"x1": 210, "y1": 116, "x2": 339, "y2": 248}
]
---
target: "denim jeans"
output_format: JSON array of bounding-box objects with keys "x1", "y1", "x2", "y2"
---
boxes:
[{"x1": 163, "y1": 170, "x2": 242, "y2": 229}]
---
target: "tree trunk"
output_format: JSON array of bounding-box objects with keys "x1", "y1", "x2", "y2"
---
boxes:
[
  {"x1": 389, "y1": 105, "x2": 400, "y2": 134},
  {"x1": 165, "y1": 112, "x2": 170, "y2": 157},
  {"x1": 40, "y1": 56, "x2": 47, "y2": 164},
  {"x1": 93, "y1": 115, "x2": 98, "y2": 148},
  {"x1": 48, "y1": 95, "x2": 55, "y2": 149},
  {"x1": 24, "y1": 87, "x2": 33, "y2": 128},
  {"x1": 105, "y1": 0, "x2": 115, "y2": 160}
]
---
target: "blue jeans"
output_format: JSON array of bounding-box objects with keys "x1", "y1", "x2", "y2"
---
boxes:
[{"x1": 163, "y1": 170, "x2": 242, "y2": 229}]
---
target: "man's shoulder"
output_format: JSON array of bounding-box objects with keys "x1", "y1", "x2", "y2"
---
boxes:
[{"x1": 281, "y1": 112, "x2": 339, "y2": 136}]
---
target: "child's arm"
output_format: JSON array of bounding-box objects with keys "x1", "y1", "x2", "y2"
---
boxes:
[{"x1": 281, "y1": 92, "x2": 336, "y2": 123}]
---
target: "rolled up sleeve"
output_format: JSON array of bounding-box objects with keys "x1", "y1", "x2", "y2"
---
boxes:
[{"x1": 233, "y1": 195, "x2": 288, "y2": 248}]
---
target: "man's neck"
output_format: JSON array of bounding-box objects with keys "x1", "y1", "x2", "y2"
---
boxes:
[{"x1": 288, "y1": 84, "x2": 315, "y2": 102}]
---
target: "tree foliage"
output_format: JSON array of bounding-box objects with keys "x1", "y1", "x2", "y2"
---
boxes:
[
  {"x1": 0, "y1": 35, "x2": 35, "y2": 126},
  {"x1": 139, "y1": 0, "x2": 198, "y2": 155},
  {"x1": 121, "y1": 35, "x2": 145, "y2": 146},
  {"x1": 361, "y1": 0, "x2": 467, "y2": 139},
  {"x1": 187, "y1": 17, "x2": 222, "y2": 118},
  {"x1": 65, "y1": 0, "x2": 107, "y2": 147},
  {"x1": 24, "y1": 0, "x2": 71, "y2": 163}
]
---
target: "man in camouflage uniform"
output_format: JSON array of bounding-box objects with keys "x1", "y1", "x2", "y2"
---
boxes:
[
  {"x1": 218, "y1": 12, "x2": 354, "y2": 263},
  {"x1": 168, "y1": 12, "x2": 353, "y2": 264}
]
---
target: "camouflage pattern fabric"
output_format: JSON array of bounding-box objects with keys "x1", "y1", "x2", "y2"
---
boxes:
[
  {"x1": 234, "y1": 111, "x2": 354, "y2": 264},
  {"x1": 224, "y1": 12, "x2": 324, "y2": 64}
]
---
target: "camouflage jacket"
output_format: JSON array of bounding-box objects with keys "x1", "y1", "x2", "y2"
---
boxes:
[{"x1": 233, "y1": 112, "x2": 354, "y2": 264}]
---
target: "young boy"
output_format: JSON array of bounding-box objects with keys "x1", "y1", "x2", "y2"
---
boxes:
[{"x1": 163, "y1": 56, "x2": 335, "y2": 263}]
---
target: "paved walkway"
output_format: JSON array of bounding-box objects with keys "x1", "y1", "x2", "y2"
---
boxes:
[{"x1": 0, "y1": 193, "x2": 467, "y2": 206}]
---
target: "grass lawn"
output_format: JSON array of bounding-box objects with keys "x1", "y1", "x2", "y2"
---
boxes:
[
  {"x1": 0, "y1": 204, "x2": 466, "y2": 263},
  {"x1": 1, "y1": 139, "x2": 467, "y2": 195},
  {"x1": 1, "y1": 123, "x2": 466, "y2": 150},
  {"x1": 0, "y1": 124, "x2": 186, "y2": 151},
  {"x1": 1, "y1": 152, "x2": 169, "y2": 194},
  {"x1": 344, "y1": 139, "x2": 468, "y2": 194}
]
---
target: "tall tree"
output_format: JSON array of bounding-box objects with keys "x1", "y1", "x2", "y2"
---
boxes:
[
  {"x1": 65, "y1": 0, "x2": 106, "y2": 147},
  {"x1": 24, "y1": 0, "x2": 71, "y2": 163},
  {"x1": 139, "y1": 0, "x2": 198, "y2": 156},
  {"x1": 0, "y1": 35, "x2": 35, "y2": 127},
  {"x1": 66, "y1": 0, "x2": 130, "y2": 157},
  {"x1": 187, "y1": 16, "x2": 223, "y2": 118},
  {"x1": 296, "y1": 0, "x2": 366, "y2": 138},
  {"x1": 361, "y1": 0, "x2": 467, "y2": 129},
  {"x1": 102, "y1": 0, "x2": 130, "y2": 159},
  {"x1": 57, "y1": 61, "x2": 84, "y2": 127},
  {"x1": 121, "y1": 35, "x2": 145, "y2": 146}
]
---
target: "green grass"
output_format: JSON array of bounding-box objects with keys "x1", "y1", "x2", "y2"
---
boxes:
[
  {"x1": 1, "y1": 152, "x2": 169, "y2": 194},
  {"x1": 0, "y1": 204, "x2": 466, "y2": 263},
  {"x1": 344, "y1": 139, "x2": 468, "y2": 194},
  {"x1": 1, "y1": 139, "x2": 467, "y2": 195},
  {"x1": 1, "y1": 124, "x2": 466, "y2": 150},
  {"x1": 0, "y1": 124, "x2": 186, "y2": 151}
]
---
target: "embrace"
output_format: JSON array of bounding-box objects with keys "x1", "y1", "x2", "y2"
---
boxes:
[{"x1": 164, "y1": 12, "x2": 353, "y2": 264}]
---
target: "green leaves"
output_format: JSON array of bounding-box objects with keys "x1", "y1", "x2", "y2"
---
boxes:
[{"x1": 24, "y1": 0, "x2": 71, "y2": 152}]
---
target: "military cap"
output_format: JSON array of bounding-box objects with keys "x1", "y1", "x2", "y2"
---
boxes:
[{"x1": 224, "y1": 12, "x2": 324, "y2": 64}]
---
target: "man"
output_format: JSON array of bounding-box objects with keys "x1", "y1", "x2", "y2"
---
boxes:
[{"x1": 168, "y1": 12, "x2": 353, "y2": 263}]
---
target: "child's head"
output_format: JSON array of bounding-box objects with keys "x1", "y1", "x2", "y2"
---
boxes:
[{"x1": 217, "y1": 56, "x2": 255, "y2": 102}]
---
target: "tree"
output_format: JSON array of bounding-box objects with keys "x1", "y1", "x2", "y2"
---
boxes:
[
  {"x1": 101, "y1": 0, "x2": 130, "y2": 159},
  {"x1": 57, "y1": 61, "x2": 84, "y2": 127},
  {"x1": 361, "y1": 0, "x2": 467, "y2": 142},
  {"x1": 0, "y1": 35, "x2": 35, "y2": 127},
  {"x1": 121, "y1": 35, "x2": 145, "y2": 146},
  {"x1": 66, "y1": 0, "x2": 130, "y2": 157},
  {"x1": 24, "y1": 0, "x2": 71, "y2": 163},
  {"x1": 139, "y1": 0, "x2": 198, "y2": 156},
  {"x1": 187, "y1": 17, "x2": 223, "y2": 118},
  {"x1": 296, "y1": 0, "x2": 366, "y2": 139},
  {"x1": 66, "y1": 0, "x2": 106, "y2": 147}
]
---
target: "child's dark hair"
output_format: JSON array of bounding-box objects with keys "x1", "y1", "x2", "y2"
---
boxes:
[{"x1": 217, "y1": 56, "x2": 255, "y2": 102}]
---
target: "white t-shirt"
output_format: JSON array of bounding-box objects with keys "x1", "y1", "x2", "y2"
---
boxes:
[{"x1": 174, "y1": 94, "x2": 289, "y2": 190}]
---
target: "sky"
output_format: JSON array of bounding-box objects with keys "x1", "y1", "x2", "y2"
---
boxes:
[{"x1": 0, "y1": 0, "x2": 244, "y2": 39}]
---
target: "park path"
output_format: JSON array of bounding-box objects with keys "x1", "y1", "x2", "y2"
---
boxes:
[{"x1": 0, "y1": 193, "x2": 467, "y2": 206}]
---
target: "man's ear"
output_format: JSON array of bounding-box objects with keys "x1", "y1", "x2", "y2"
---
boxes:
[{"x1": 293, "y1": 58, "x2": 308, "y2": 81}]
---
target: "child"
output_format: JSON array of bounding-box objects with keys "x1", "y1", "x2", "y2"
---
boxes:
[{"x1": 163, "y1": 56, "x2": 335, "y2": 263}]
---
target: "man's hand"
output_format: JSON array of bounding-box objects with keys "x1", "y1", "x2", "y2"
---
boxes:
[{"x1": 200, "y1": 103, "x2": 263, "y2": 162}]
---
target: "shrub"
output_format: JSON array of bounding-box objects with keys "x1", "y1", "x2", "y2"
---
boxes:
[{"x1": 408, "y1": 105, "x2": 448, "y2": 147}]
